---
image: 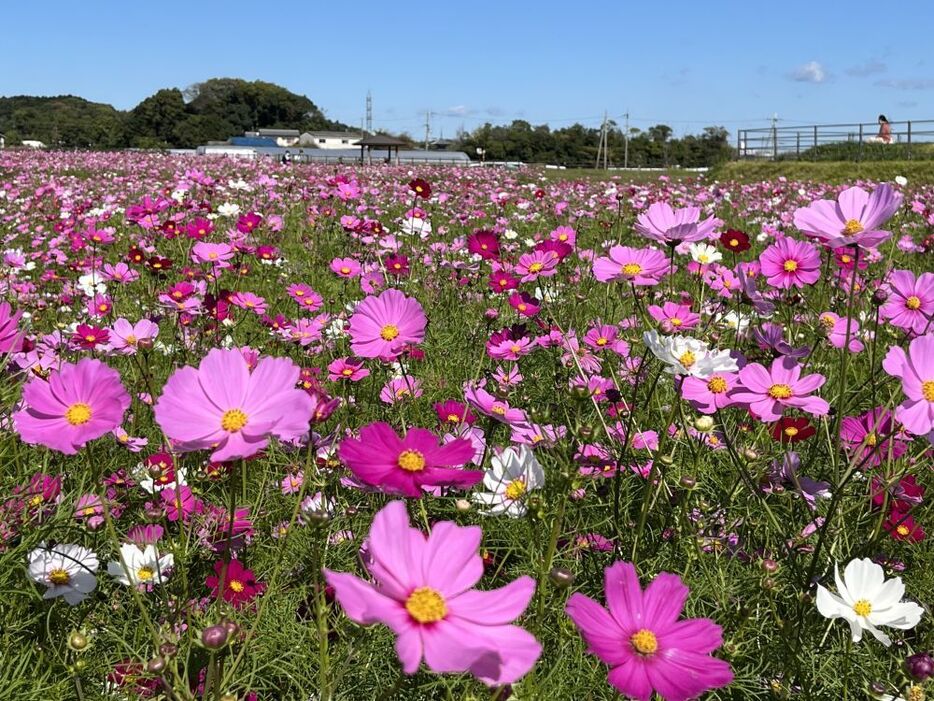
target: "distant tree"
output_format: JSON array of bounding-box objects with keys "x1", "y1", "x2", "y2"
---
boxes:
[{"x1": 126, "y1": 89, "x2": 187, "y2": 147}]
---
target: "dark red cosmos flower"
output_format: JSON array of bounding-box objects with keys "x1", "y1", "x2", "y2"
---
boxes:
[
  {"x1": 187, "y1": 218, "x2": 213, "y2": 240},
  {"x1": 488, "y1": 271, "x2": 519, "y2": 293},
  {"x1": 146, "y1": 256, "x2": 173, "y2": 273},
  {"x1": 884, "y1": 509, "x2": 926, "y2": 543},
  {"x1": 434, "y1": 400, "x2": 477, "y2": 426},
  {"x1": 771, "y1": 417, "x2": 816, "y2": 443},
  {"x1": 73, "y1": 324, "x2": 109, "y2": 349},
  {"x1": 237, "y1": 212, "x2": 262, "y2": 234},
  {"x1": 127, "y1": 247, "x2": 146, "y2": 265},
  {"x1": 467, "y1": 230, "x2": 500, "y2": 260},
  {"x1": 206, "y1": 559, "x2": 266, "y2": 608},
  {"x1": 384, "y1": 254, "x2": 410, "y2": 277},
  {"x1": 409, "y1": 178, "x2": 431, "y2": 199},
  {"x1": 720, "y1": 229, "x2": 751, "y2": 253},
  {"x1": 255, "y1": 245, "x2": 278, "y2": 261},
  {"x1": 508, "y1": 292, "x2": 541, "y2": 317}
]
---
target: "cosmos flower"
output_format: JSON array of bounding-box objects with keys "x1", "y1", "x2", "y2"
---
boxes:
[
  {"x1": 107, "y1": 543, "x2": 174, "y2": 587},
  {"x1": 839, "y1": 407, "x2": 907, "y2": 467},
  {"x1": 592, "y1": 245, "x2": 669, "y2": 286},
  {"x1": 154, "y1": 348, "x2": 314, "y2": 462},
  {"x1": 473, "y1": 446, "x2": 544, "y2": 517},
  {"x1": 680, "y1": 372, "x2": 737, "y2": 414},
  {"x1": 338, "y1": 422, "x2": 481, "y2": 497},
  {"x1": 0, "y1": 301, "x2": 24, "y2": 354},
  {"x1": 880, "y1": 270, "x2": 934, "y2": 337},
  {"x1": 882, "y1": 334, "x2": 934, "y2": 437},
  {"x1": 566, "y1": 560, "x2": 733, "y2": 701},
  {"x1": 815, "y1": 557, "x2": 923, "y2": 646},
  {"x1": 794, "y1": 183, "x2": 902, "y2": 250},
  {"x1": 324, "y1": 501, "x2": 541, "y2": 685},
  {"x1": 14, "y1": 358, "x2": 131, "y2": 455},
  {"x1": 643, "y1": 330, "x2": 738, "y2": 378},
  {"x1": 759, "y1": 238, "x2": 821, "y2": 290},
  {"x1": 729, "y1": 357, "x2": 829, "y2": 422},
  {"x1": 635, "y1": 202, "x2": 720, "y2": 245},
  {"x1": 109, "y1": 318, "x2": 159, "y2": 354},
  {"x1": 347, "y1": 289, "x2": 427, "y2": 360},
  {"x1": 27, "y1": 543, "x2": 99, "y2": 605},
  {"x1": 206, "y1": 559, "x2": 266, "y2": 608}
]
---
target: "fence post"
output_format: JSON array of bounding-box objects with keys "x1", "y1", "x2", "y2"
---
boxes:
[
  {"x1": 907, "y1": 121, "x2": 912, "y2": 160},
  {"x1": 813, "y1": 125, "x2": 818, "y2": 148},
  {"x1": 736, "y1": 130, "x2": 742, "y2": 158},
  {"x1": 858, "y1": 123, "x2": 863, "y2": 161},
  {"x1": 796, "y1": 132, "x2": 800, "y2": 158},
  {"x1": 772, "y1": 125, "x2": 778, "y2": 160}
]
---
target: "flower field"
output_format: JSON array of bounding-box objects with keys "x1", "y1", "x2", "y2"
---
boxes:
[{"x1": 1, "y1": 149, "x2": 932, "y2": 700}]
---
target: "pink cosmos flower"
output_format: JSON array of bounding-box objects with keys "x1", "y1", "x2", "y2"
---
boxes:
[
  {"x1": 206, "y1": 559, "x2": 266, "y2": 608},
  {"x1": 729, "y1": 357, "x2": 830, "y2": 422},
  {"x1": 0, "y1": 301, "x2": 24, "y2": 354},
  {"x1": 464, "y1": 384, "x2": 528, "y2": 425},
  {"x1": 793, "y1": 183, "x2": 902, "y2": 249},
  {"x1": 592, "y1": 246, "x2": 669, "y2": 286},
  {"x1": 515, "y1": 250, "x2": 560, "y2": 282},
  {"x1": 328, "y1": 357, "x2": 370, "y2": 382},
  {"x1": 348, "y1": 288, "x2": 426, "y2": 360},
  {"x1": 819, "y1": 312, "x2": 864, "y2": 353},
  {"x1": 191, "y1": 242, "x2": 234, "y2": 265},
  {"x1": 154, "y1": 348, "x2": 314, "y2": 462},
  {"x1": 109, "y1": 318, "x2": 159, "y2": 354},
  {"x1": 635, "y1": 202, "x2": 720, "y2": 244},
  {"x1": 680, "y1": 372, "x2": 737, "y2": 414},
  {"x1": 229, "y1": 292, "x2": 267, "y2": 315},
  {"x1": 338, "y1": 422, "x2": 481, "y2": 497},
  {"x1": 14, "y1": 359, "x2": 131, "y2": 454},
  {"x1": 647, "y1": 302, "x2": 700, "y2": 333},
  {"x1": 380, "y1": 376, "x2": 424, "y2": 404},
  {"x1": 566, "y1": 560, "x2": 733, "y2": 701},
  {"x1": 882, "y1": 334, "x2": 934, "y2": 437},
  {"x1": 330, "y1": 257, "x2": 362, "y2": 278},
  {"x1": 324, "y1": 501, "x2": 541, "y2": 685},
  {"x1": 880, "y1": 269, "x2": 934, "y2": 337},
  {"x1": 759, "y1": 238, "x2": 821, "y2": 289}
]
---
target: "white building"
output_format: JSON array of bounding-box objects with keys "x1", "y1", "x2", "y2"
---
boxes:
[
  {"x1": 249, "y1": 129, "x2": 300, "y2": 147},
  {"x1": 300, "y1": 131, "x2": 364, "y2": 149},
  {"x1": 22, "y1": 140, "x2": 46, "y2": 149}
]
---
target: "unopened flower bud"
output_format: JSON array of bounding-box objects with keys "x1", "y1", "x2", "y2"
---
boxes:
[
  {"x1": 548, "y1": 567, "x2": 575, "y2": 588},
  {"x1": 761, "y1": 559, "x2": 779, "y2": 574},
  {"x1": 871, "y1": 288, "x2": 889, "y2": 305},
  {"x1": 201, "y1": 624, "x2": 228, "y2": 650},
  {"x1": 146, "y1": 656, "x2": 166, "y2": 674},
  {"x1": 68, "y1": 631, "x2": 89, "y2": 651},
  {"x1": 742, "y1": 448, "x2": 758, "y2": 461},
  {"x1": 679, "y1": 476, "x2": 697, "y2": 490},
  {"x1": 455, "y1": 499, "x2": 472, "y2": 512},
  {"x1": 906, "y1": 652, "x2": 934, "y2": 681}
]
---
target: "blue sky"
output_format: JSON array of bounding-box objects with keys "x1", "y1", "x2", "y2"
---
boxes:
[{"x1": 2, "y1": 1, "x2": 932, "y2": 139}]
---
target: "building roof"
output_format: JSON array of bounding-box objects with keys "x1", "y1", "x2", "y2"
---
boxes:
[
  {"x1": 302, "y1": 131, "x2": 364, "y2": 139},
  {"x1": 257, "y1": 128, "x2": 300, "y2": 137},
  {"x1": 356, "y1": 134, "x2": 409, "y2": 147}
]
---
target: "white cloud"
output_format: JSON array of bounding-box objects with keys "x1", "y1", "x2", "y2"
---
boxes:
[{"x1": 790, "y1": 61, "x2": 828, "y2": 84}]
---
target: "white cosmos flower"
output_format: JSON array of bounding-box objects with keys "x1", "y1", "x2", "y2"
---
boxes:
[
  {"x1": 895, "y1": 175, "x2": 908, "y2": 187},
  {"x1": 643, "y1": 330, "x2": 738, "y2": 378},
  {"x1": 815, "y1": 557, "x2": 923, "y2": 646},
  {"x1": 689, "y1": 243, "x2": 722, "y2": 265},
  {"x1": 27, "y1": 543, "x2": 99, "y2": 605},
  {"x1": 77, "y1": 272, "x2": 107, "y2": 297},
  {"x1": 107, "y1": 544, "x2": 174, "y2": 587},
  {"x1": 473, "y1": 446, "x2": 544, "y2": 517},
  {"x1": 217, "y1": 202, "x2": 241, "y2": 217}
]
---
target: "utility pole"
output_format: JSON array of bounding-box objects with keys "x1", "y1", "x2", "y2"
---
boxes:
[
  {"x1": 366, "y1": 91, "x2": 373, "y2": 133},
  {"x1": 595, "y1": 112, "x2": 608, "y2": 169},
  {"x1": 424, "y1": 110, "x2": 431, "y2": 151},
  {"x1": 623, "y1": 111, "x2": 630, "y2": 168},
  {"x1": 603, "y1": 110, "x2": 609, "y2": 170},
  {"x1": 771, "y1": 112, "x2": 779, "y2": 160}
]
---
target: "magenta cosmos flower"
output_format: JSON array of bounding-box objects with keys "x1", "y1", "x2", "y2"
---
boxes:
[
  {"x1": 592, "y1": 245, "x2": 669, "y2": 286},
  {"x1": 634, "y1": 202, "x2": 719, "y2": 244},
  {"x1": 339, "y1": 422, "x2": 481, "y2": 497},
  {"x1": 154, "y1": 348, "x2": 314, "y2": 462},
  {"x1": 881, "y1": 269, "x2": 934, "y2": 337},
  {"x1": 793, "y1": 183, "x2": 902, "y2": 249},
  {"x1": 566, "y1": 561, "x2": 733, "y2": 701},
  {"x1": 882, "y1": 334, "x2": 934, "y2": 437},
  {"x1": 348, "y1": 288, "x2": 426, "y2": 359},
  {"x1": 14, "y1": 359, "x2": 130, "y2": 454},
  {"x1": 759, "y1": 237, "x2": 821, "y2": 290},
  {"x1": 324, "y1": 501, "x2": 541, "y2": 685},
  {"x1": 0, "y1": 301, "x2": 24, "y2": 354},
  {"x1": 729, "y1": 357, "x2": 829, "y2": 422}
]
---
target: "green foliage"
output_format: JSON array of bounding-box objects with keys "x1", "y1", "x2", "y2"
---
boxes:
[
  {"x1": 457, "y1": 121, "x2": 733, "y2": 167},
  {"x1": 712, "y1": 159, "x2": 934, "y2": 183},
  {"x1": 0, "y1": 95, "x2": 126, "y2": 148},
  {"x1": 781, "y1": 141, "x2": 934, "y2": 162}
]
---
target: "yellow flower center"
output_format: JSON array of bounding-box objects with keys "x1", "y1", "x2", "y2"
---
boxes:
[
  {"x1": 405, "y1": 587, "x2": 447, "y2": 623},
  {"x1": 380, "y1": 324, "x2": 400, "y2": 341},
  {"x1": 698, "y1": 254, "x2": 709, "y2": 263},
  {"x1": 730, "y1": 238, "x2": 739, "y2": 247},
  {"x1": 842, "y1": 219, "x2": 864, "y2": 236},
  {"x1": 841, "y1": 254, "x2": 852, "y2": 264},
  {"x1": 852, "y1": 599, "x2": 872, "y2": 617},
  {"x1": 342, "y1": 368, "x2": 353, "y2": 376},
  {"x1": 446, "y1": 413, "x2": 461, "y2": 423},
  {"x1": 491, "y1": 405, "x2": 507, "y2": 415},
  {"x1": 48, "y1": 568, "x2": 71, "y2": 585},
  {"x1": 83, "y1": 506, "x2": 96, "y2": 517},
  {"x1": 136, "y1": 567, "x2": 155, "y2": 582},
  {"x1": 784, "y1": 426, "x2": 799, "y2": 437},
  {"x1": 865, "y1": 432, "x2": 878, "y2": 447},
  {"x1": 504, "y1": 478, "x2": 527, "y2": 500},
  {"x1": 65, "y1": 403, "x2": 93, "y2": 426},
  {"x1": 670, "y1": 317, "x2": 683, "y2": 326},
  {"x1": 820, "y1": 314, "x2": 836, "y2": 330},
  {"x1": 622, "y1": 263, "x2": 642, "y2": 276},
  {"x1": 208, "y1": 252, "x2": 218, "y2": 260},
  {"x1": 707, "y1": 376, "x2": 728, "y2": 393},
  {"x1": 125, "y1": 334, "x2": 137, "y2": 345},
  {"x1": 397, "y1": 449, "x2": 426, "y2": 472},
  {"x1": 678, "y1": 351, "x2": 696, "y2": 369},
  {"x1": 630, "y1": 628, "x2": 658, "y2": 656},
  {"x1": 84, "y1": 334, "x2": 97, "y2": 343},
  {"x1": 340, "y1": 267, "x2": 351, "y2": 274},
  {"x1": 221, "y1": 409, "x2": 249, "y2": 432},
  {"x1": 517, "y1": 303, "x2": 527, "y2": 312},
  {"x1": 229, "y1": 579, "x2": 245, "y2": 593},
  {"x1": 29, "y1": 494, "x2": 43, "y2": 507},
  {"x1": 923, "y1": 380, "x2": 934, "y2": 402},
  {"x1": 783, "y1": 260, "x2": 798, "y2": 272},
  {"x1": 529, "y1": 262, "x2": 544, "y2": 273},
  {"x1": 768, "y1": 383, "x2": 793, "y2": 399},
  {"x1": 896, "y1": 524, "x2": 911, "y2": 537},
  {"x1": 906, "y1": 295, "x2": 921, "y2": 310},
  {"x1": 510, "y1": 344, "x2": 522, "y2": 354}
]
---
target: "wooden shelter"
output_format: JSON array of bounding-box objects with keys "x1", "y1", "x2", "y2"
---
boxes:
[{"x1": 355, "y1": 134, "x2": 408, "y2": 165}]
